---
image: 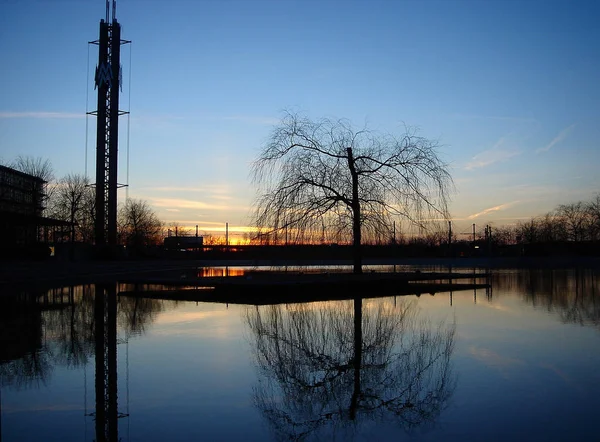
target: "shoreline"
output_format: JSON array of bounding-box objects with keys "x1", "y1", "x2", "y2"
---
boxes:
[{"x1": 1, "y1": 255, "x2": 599, "y2": 291}]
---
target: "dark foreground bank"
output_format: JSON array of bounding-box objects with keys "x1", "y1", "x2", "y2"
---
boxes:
[{"x1": 1, "y1": 255, "x2": 600, "y2": 291}]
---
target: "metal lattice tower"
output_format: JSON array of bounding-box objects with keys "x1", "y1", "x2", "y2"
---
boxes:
[
  {"x1": 89, "y1": 0, "x2": 130, "y2": 248},
  {"x1": 86, "y1": 2, "x2": 131, "y2": 441}
]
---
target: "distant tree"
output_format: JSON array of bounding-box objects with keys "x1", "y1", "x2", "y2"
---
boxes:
[
  {"x1": 586, "y1": 194, "x2": 600, "y2": 241},
  {"x1": 166, "y1": 221, "x2": 190, "y2": 237},
  {"x1": 118, "y1": 199, "x2": 163, "y2": 249},
  {"x1": 556, "y1": 202, "x2": 591, "y2": 242},
  {"x1": 491, "y1": 225, "x2": 516, "y2": 246},
  {"x1": 11, "y1": 155, "x2": 55, "y2": 183},
  {"x1": 516, "y1": 218, "x2": 541, "y2": 244},
  {"x1": 251, "y1": 112, "x2": 453, "y2": 273},
  {"x1": 10, "y1": 155, "x2": 55, "y2": 215},
  {"x1": 48, "y1": 174, "x2": 93, "y2": 242}
]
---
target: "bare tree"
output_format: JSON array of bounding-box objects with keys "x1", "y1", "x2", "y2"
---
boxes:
[
  {"x1": 166, "y1": 221, "x2": 191, "y2": 237},
  {"x1": 11, "y1": 155, "x2": 55, "y2": 183},
  {"x1": 586, "y1": 194, "x2": 600, "y2": 241},
  {"x1": 10, "y1": 155, "x2": 55, "y2": 215},
  {"x1": 556, "y1": 202, "x2": 591, "y2": 242},
  {"x1": 48, "y1": 174, "x2": 93, "y2": 242},
  {"x1": 251, "y1": 112, "x2": 453, "y2": 273},
  {"x1": 118, "y1": 199, "x2": 164, "y2": 249}
]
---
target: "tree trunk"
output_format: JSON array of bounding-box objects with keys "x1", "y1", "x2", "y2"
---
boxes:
[
  {"x1": 346, "y1": 148, "x2": 362, "y2": 274},
  {"x1": 349, "y1": 296, "x2": 363, "y2": 419}
]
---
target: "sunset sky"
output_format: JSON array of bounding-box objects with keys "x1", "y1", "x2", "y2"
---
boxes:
[{"x1": 1, "y1": 0, "x2": 599, "y2": 240}]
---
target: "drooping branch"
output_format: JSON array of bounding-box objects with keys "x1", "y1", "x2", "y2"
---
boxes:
[{"x1": 251, "y1": 111, "x2": 454, "y2": 267}]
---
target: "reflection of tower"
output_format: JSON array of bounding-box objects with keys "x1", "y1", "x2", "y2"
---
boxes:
[
  {"x1": 89, "y1": 283, "x2": 129, "y2": 442},
  {"x1": 89, "y1": 1, "x2": 130, "y2": 247}
]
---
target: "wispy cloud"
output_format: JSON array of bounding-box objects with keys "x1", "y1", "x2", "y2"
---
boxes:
[
  {"x1": 536, "y1": 123, "x2": 576, "y2": 153},
  {"x1": 451, "y1": 113, "x2": 538, "y2": 124},
  {"x1": 467, "y1": 201, "x2": 518, "y2": 220},
  {"x1": 469, "y1": 346, "x2": 525, "y2": 375},
  {"x1": 465, "y1": 137, "x2": 521, "y2": 170},
  {"x1": 141, "y1": 185, "x2": 231, "y2": 194},
  {"x1": 131, "y1": 113, "x2": 278, "y2": 126},
  {"x1": 0, "y1": 111, "x2": 83, "y2": 119},
  {"x1": 139, "y1": 185, "x2": 238, "y2": 204},
  {"x1": 147, "y1": 197, "x2": 251, "y2": 213},
  {"x1": 220, "y1": 115, "x2": 279, "y2": 125},
  {"x1": 149, "y1": 197, "x2": 229, "y2": 211}
]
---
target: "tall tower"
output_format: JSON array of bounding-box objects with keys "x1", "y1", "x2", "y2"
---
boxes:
[
  {"x1": 91, "y1": 1, "x2": 129, "y2": 249},
  {"x1": 88, "y1": 2, "x2": 130, "y2": 439}
]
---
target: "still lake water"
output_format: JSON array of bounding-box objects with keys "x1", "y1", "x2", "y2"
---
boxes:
[{"x1": 1, "y1": 266, "x2": 599, "y2": 442}]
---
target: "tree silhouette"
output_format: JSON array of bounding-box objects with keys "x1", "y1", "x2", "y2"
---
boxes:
[
  {"x1": 118, "y1": 198, "x2": 164, "y2": 250},
  {"x1": 251, "y1": 111, "x2": 453, "y2": 273},
  {"x1": 245, "y1": 297, "x2": 456, "y2": 441},
  {"x1": 47, "y1": 173, "x2": 95, "y2": 243}
]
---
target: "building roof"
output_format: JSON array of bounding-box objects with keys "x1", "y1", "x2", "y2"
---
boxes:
[
  {"x1": 0, "y1": 164, "x2": 47, "y2": 184},
  {"x1": 0, "y1": 210, "x2": 72, "y2": 227}
]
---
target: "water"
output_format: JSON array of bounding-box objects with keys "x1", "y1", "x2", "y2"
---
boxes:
[{"x1": 1, "y1": 267, "x2": 599, "y2": 442}]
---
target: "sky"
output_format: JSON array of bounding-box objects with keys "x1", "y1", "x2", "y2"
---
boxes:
[{"x1": 1, "y1": 0, "x2": 599, "y2": 241}]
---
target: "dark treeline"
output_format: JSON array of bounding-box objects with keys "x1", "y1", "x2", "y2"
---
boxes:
[
  {"x1": 488, "y1": 269, "x2": 600, "y2": 329},
  {"x1": 141, "y1": 194, "x2": 600, "y2": 261},
  {"x1": 471, "y1": 194, "x2": 600, "y2": 257},
  {"x1": 8, "y1": 156, "x2": 600, "y2": 260}
]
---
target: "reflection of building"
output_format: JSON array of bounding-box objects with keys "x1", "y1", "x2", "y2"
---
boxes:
[{"x1": 0, "y1": 164, "x2": 69, "y2": 257}]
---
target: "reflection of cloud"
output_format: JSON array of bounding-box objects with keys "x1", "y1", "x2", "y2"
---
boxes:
[
  {"x1": 0, "y1": 111, "x2": 83, "y2": 119},
  {"x1": 469, "y1": 346, "x2": 525, "y2": 370},
  {"x1": 538, "y1": 362, "x2": 581, "y2": 393},
  {"x1": 467, "y1": 202, "x2": 518, "y2": 220},
  {"x1": 536, "y1": 124, "x2": 576, "y2": 153},
  {"x1": 476, "y1": 302, "x2": 514, "y2": 313},
  {"x1": 155, "y1": 310, "x2": 229, "y2": 325},
  {"x1": 465, "y1": 137, "x2": 521, "y2": 170}
]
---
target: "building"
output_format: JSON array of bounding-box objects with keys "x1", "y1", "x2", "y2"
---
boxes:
[
  {"x1": 0, "y1": 164, "x2": 69, "y2": 259},
  {"x1": 164, "y1": 235, "x2": 204, "y2": 251}
]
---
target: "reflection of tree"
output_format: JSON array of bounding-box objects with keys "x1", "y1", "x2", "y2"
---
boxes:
[
  {"x1": 43, "y1": 285, "x2": 96, "y2": 368},
  {"x1": 0, "y1": 294, "x2": 51, "y2": 389},
  {"x1": 117, "y1": 290, "x2": 176, "y2": 336},
  {"x1": 0, "y1": 284, "x2": 173, "y2": 391},
  {"x1": 492, "y1": 269, "x2": 600, "y2": 328},
  {"x1": 246, "y1": 297, "x2": 455, "y2": 441}
]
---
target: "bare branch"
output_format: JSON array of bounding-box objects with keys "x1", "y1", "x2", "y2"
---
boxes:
[{"x1": 251, "y1": 111, "x2": 454, "y2": 271}]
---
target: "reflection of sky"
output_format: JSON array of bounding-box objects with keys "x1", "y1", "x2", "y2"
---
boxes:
[
  {"x1": 414, "y1": 290, "x2": 600, "y2": 442},
  {"x1": 2, "y1": 277, "x2": 600, "y2": 441}
]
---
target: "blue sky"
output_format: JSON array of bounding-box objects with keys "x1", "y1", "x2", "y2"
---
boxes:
[{"x1": 1, "y1": 0, "x2": 599, "y2": 240}]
